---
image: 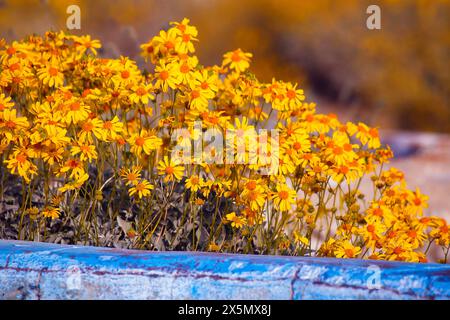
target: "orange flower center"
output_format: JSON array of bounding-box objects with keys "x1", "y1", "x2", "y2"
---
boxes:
[
  {"x1": 190, "y1": 176, "x2": 199, "y2": 184},
  {"x1": 333, "y1": 146, "x2": 343, "y2": 155},
  {"x1": 80, "y1": 145, "x2": 90, "y2": 153},
  {"x1": 287, "y1": 90, "x2": 296, "y2": 99},
  {"x1": 343, "y1": 143, "x2": 352, "y2": 152},
  {"x1": 70, "y1": 102, "x2": 81, "y2": 111},
  {"x1": 191, "y1": 90, "x2": 200, "y2": 99},
  {"x1": 373, "y1": 208, "x2": 383, "y2": 217},
  {"x1": 231, "y1": 51, "x2": 242, "y2": 62},
  {"x1": 68, "y1": 160, "x2": 79, "y2": 168},
  {"x1": 164, "y1": 41, "x2": 174, "y2": 49},
  {"x1": 293, "y1": 142, "x2": 302, "y2": 150},
  {"x1": 278, "y1": 190, "x2": 289, "y2": 200},
  {"x1": 5, "y1": 120, "x2": 16, "y2": 129},
  {"x1": 159, "y1": 70, "x2": 169, "y2": 80},
  {"x1": 345, "y1": 249, "x2": 355, "y2": 258},
  {"x1": 82, "y1": 122, "x2": 94, "y2": 132},
  {"x1": 6, "y1": 47, "x2": 16, "y2": 55},
  {"x1": 103, "y1": 121, "x2": 113, "y2": 129},
  {"x1": 121, "y1": 70, "x2": 130, "y2": 79},
  {"x1": 165, "y1": 166, "x2": 174, "y2": 174},
  {"x1": 182, "y1": 34, "x2": 191, "y2": 42},
  {"x1": 49, "y1": 67, "x2": 58, "y2": 76},
  {"x1": 246, "y1": 181, "x2": 257, "y2": 190},
  {"x1": 369, "y1": 128, "x2": 379, "y2": 138},
  {"x1": 9, "y1": 63, "x2": 20, "y2": 71},
  {"x1": 16, "y1": 153, "x2": 27, "y2": 163},
  {"x1": 127, "y1": 173, "x2": 137, "y2": 181},
  {"x1": 180, "y1": 64, "x2": 190, "y2": 73},
  {"x1": 135, "y1": 183, "x2": 146, "y2": 191},
  {"x1": 135, "y1": 137, "x2": 146, "y2": 146},
  {"x1": 136, "y1": 87, "x2": 147, "y2": 96}
]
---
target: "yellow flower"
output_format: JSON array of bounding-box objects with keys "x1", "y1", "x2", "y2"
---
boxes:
[
  {"x1": 130, "y1": 83, "x2": 154, "y2": 104},
  {"x1": 78, "y1": 118, "x2": 106, "y2": 142},
  {"x1": 0, "y1": 93, "x2": 14, "y2": 113},
  {"x1": 242, "y1": 185, "x2": 266, "y2": 211},
  {"x1": 407, "y1": 188, "x2": 428, "y2": 216},
  {"x1": 102, "y1": 116, "x2": 123, "y2": 141},
  {"x1": 154, "y1": 61, "x2": 181, "y2": 92},
  {"x1": 222, "y1": 49, "x2": 252, "y2": 73},
  {"x1": 42, "y1": 206, "x2": 60, "y2": 220},
  {"x1": 334, "y1": 240, "x2": 361, "y2": 259},
  {"x1": 128, "y1": 179, "x2": 154, "y2": 199},
  {"x1": 71, "y1": 142, "x2": 98, "y2": 162},
  {"x1": 44, "y1": 125, "x2": 71, "y2": 148},
  {"x1": 185, "y1": 175, "x2": 204, "y2": 192},
  {"x1": 0, "y1": 108, "x2": 29, "y2": 142},
  {"x1": 37, "y1": 65, "x2": 64, "y2": 88},
  {"x1": 226, "y1": 212, "x2": 246, "y2": 229},
  {"x1": 4, "y1": 148, "x2": 37, "y2": 183},
  {"x1": 64, "y1": 100, "x2": 90, "y2": 125},
  {"x1": 271, "y1": 184, "x2": 297, "y2": 212},
  {"x1": 120, "y1": 166, "x2": 142, "y2": 186},
  {"x1": 58, "y1": 172, "x2": 89, "y2": 193},
  {"x1": 73, "y1": 35, "x2": 101, "y2": 56},
  {"x1": 60, "y1": 158, "x2": 85, "y2": 179},
  {"x1": 128, "y1": 130, "x2": 162, "y2": 156},
  {"x1": 157, "y1": 156, "x2": 184, "y2": 182},
  {"x1": 293, "y1": 231, "x2": 309, "y2": 247}
]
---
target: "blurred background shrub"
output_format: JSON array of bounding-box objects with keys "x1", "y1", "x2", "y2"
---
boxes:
[{"x1": 1, "y1": 0, "x2": 449, "y2": 132}]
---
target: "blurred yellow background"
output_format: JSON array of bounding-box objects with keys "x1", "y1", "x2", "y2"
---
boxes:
[{"x1": 1, "y1": 0, "x2": 449, "y2": 132}]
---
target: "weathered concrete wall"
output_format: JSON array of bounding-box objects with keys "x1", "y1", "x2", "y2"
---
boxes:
[{"x1": 0, "y1": 240, "x2": 449, "y2": 299}]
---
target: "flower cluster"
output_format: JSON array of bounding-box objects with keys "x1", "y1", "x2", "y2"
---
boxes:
[{"x1": 0, "y1": 19, "x2": 448, "y2": 262}]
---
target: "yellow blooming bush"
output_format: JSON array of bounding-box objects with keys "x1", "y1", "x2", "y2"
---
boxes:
[{"x1": 0, "y1": 19, "x2": 449, "y2": 263}]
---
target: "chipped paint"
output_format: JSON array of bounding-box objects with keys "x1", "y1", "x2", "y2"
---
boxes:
[{"x1": 0, "y1": 240, "x2": 449, "y2": 300}]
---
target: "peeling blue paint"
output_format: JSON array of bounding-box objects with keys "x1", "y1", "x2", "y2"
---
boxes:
[{"x1": 0, "y1": 240, "x2": 449, "y2": 299}]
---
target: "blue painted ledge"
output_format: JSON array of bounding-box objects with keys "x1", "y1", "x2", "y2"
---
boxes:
[{"x1": 0, "y1": 240, "x2": 449, "y2": 300}]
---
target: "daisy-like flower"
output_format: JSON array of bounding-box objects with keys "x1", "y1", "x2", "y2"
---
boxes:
[
  {"x1": 120, "y1": 166, "x2": 142, "y2": 186},
  {"x1": 73, "y1": 35, "x2": 101, "y2": 56},
  {"x1": 283, "y1": 82, "x2": 305, "y2": 110},
  {"x1": 42, "y1": 207, "x2": 60, "y2": 220},
  {"x1": 128, "y1": 130, "x2": 162, "y2": 156},
  {"x1": 102, "y1": 116, "x2": 123, "y2": 141},
  {"x1": 4, "y1": 147, "x2": 37, "y2": 183},
  {"x1": 78, "y1": 118, "x2": 106, "y2": 142},
  {"x1": 185, "y1": 174, "x2": 204, "y2": 192},
  {"x1": 128, "y1": 179, "x2": 154, "y2": 199},
  {"x1": 226, "y1": 212, "x2": 247, "y2": 229},
  {"x1": 37, "y1": 65, "x2": 64, "y2": 88},
  {"x1": 407, "y1": 188, "x2": 429, "y2": 216},
  {"x1": 242, "y1": 184, "x2": 267, "y2": 211},
  {"x1": 71, "y1": 142, "x2": 98, "y2": 162},
  {"x1": 157, "y1": 156, "x2": 184, "y2": 182},
  {"x1": 154, "y1": 61, "x2": 181, "y2": 92},
  {"x1": 58, "y1": 172, "x2": 89, "y2": 193},
  {"x1": 222, "y1": 49, "x2": 252, "y2": 73},
  {"x1": 334, "y1": 240, "x2": 362, "y2": 259},
  {"x1": 271, "y1": 184, "x2": 297, "y2": 212},
  {"x1": 129, "y1": 83, "x2": 154, "y2": 105},
  {"x1": 0, "y1": 93, "x2": 14, "y2": 114},
  {"x1": 152, "y1": 28, "x2": 179, "y2": 56},
  {"x1": 64, "y1": 100, "x2": 90, "y2": 125},
  {"x1": 0, "y1": 108, "x2": 29, "y2": 142},
  {"x1": 60, "y1": 158, "x2": 85, "y2": 179}
]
